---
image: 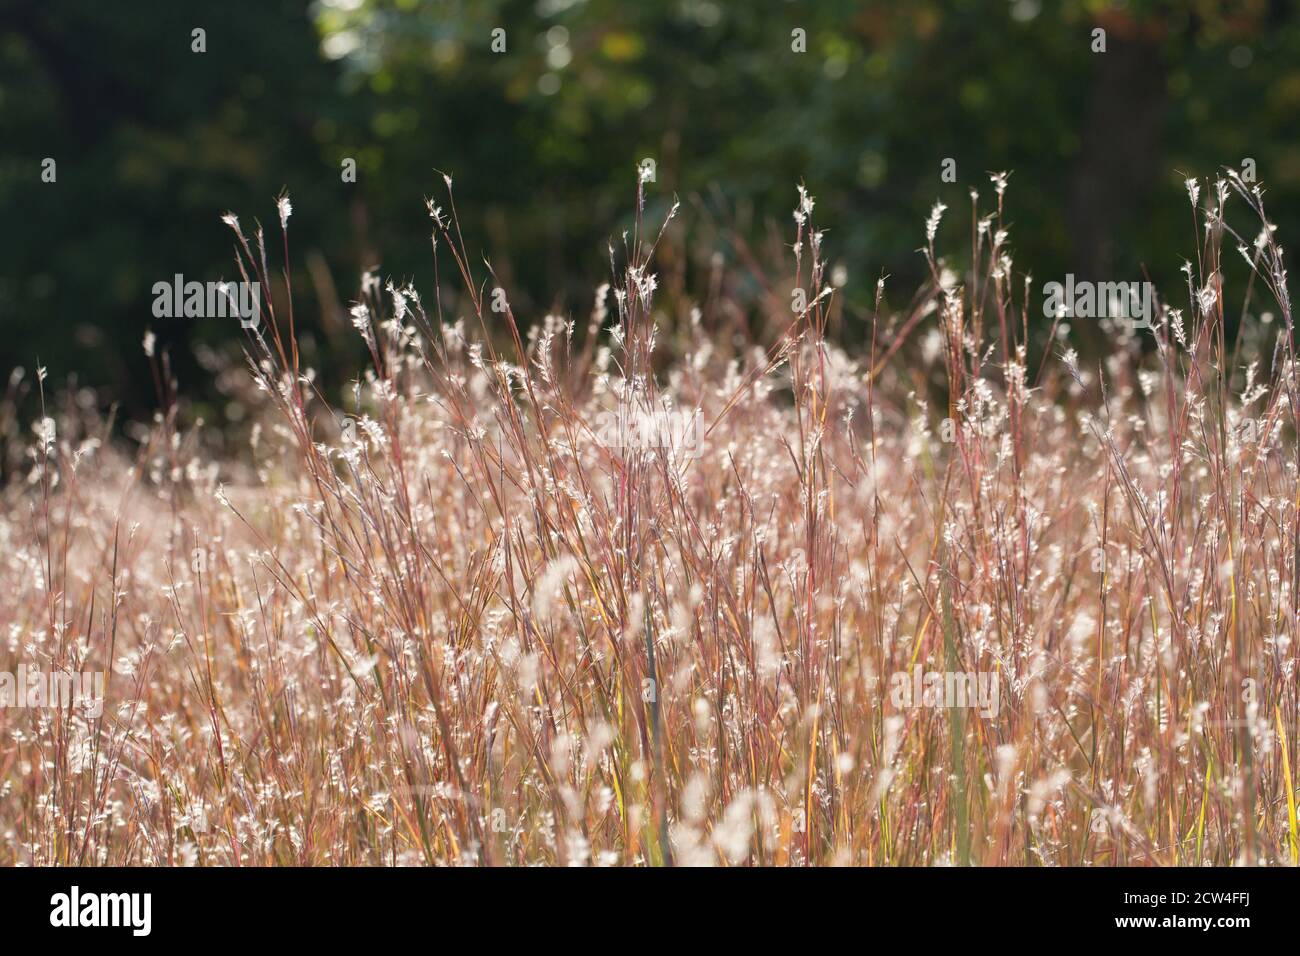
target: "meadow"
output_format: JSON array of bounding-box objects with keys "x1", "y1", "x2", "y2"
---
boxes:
[{"x1": 1, "y1": 172, "x2": 1296, "y2": 867}]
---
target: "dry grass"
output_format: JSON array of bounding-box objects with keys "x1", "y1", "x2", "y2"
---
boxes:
[{"x1": 1, "y1": 172, "x2": 1297, "y2": 866}]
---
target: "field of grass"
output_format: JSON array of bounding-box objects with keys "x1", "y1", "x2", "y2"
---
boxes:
[{"x1": 1, "y1": 174, "x2": 1297, "y2": 866}]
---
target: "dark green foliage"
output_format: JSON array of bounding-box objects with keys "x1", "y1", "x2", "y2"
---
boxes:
[{"x1": 2, "y1": 0, "x2": 1297, "y2": 415}]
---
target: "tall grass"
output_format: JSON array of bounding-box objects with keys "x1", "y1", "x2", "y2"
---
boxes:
[{"x1": 1, "y1": 171, "x2": 1296, "y2": 866}]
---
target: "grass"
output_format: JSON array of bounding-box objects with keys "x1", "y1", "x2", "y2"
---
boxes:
[{"x1": 1, "y1": 170, "x2": 1297, "y2": 866}]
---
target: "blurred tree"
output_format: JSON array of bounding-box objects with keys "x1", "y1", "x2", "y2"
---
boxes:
[
  {"x1": 2, "y1": 0, "x2": 1298, "y2": 416},
  {"x1": 0, "y1": 0, "x2": 353, "y2": 419},
  {"x1": 312, "y1": 0, "x2": 1300, "y2": 337}
]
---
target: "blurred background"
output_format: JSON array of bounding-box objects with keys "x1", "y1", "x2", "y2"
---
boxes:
[{"x1": 2, "y1": 0, "x2": 1298, "y2": 424}]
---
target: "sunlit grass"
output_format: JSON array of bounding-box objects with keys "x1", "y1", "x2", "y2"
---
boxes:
[{"x1": 1, "y1": 172, "x2": 1297, "y2": 866}]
